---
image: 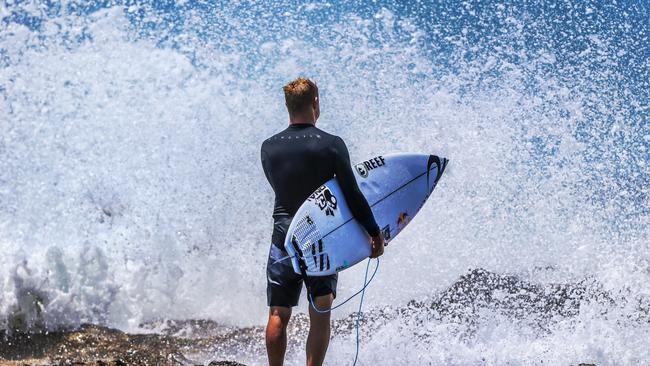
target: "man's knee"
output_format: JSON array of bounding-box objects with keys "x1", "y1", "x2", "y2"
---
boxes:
[{"x1": 268, "y1": 306, "x2": 292, "y2": 330}]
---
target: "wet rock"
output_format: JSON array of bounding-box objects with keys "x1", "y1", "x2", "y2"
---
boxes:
[{"x1": 0, "y1": 324, "x2": 244, "y2": 366}]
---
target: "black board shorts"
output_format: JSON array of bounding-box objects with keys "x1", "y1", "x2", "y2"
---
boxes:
[{"x1": 267, "y1": 244, "x2": 337, "y2": 307}]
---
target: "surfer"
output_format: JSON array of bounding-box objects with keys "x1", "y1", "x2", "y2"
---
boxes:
[{"x1": 261, "y1": 77, "x2": 385, "y2": 366}]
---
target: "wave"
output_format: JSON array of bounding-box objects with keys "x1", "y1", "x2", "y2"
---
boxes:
[{"x1": 1, "y1": 1, "x2": 648, "y2": 364}]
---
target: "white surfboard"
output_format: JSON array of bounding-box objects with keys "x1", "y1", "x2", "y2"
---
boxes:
[{"x1": 283, "y1": 153, "x2": 448, "y2": 276}]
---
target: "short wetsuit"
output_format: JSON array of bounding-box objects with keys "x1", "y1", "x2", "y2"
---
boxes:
[{"x1": 261, "y1": 123, "x2": 379, "y2": 307}]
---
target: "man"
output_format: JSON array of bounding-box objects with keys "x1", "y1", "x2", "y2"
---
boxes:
[{"x1": 261, "y1": 77, "x2": 385, "y2": 366}]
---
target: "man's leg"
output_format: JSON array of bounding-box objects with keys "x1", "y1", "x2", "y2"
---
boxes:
[
  {"x1": 266, "y1": 243, "x2": 302, "y2": 366},
  {"x1": 267, "y1": 306, "x2": 292, "y2": 366},
  {"x1": 306, "y1": 294, "x2": 334, "y2": 366}
]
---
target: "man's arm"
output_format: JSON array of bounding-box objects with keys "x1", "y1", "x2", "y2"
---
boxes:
[
  {"x1": 331, "y1": 136, "x2": 380, "y2": 237},
  {"x1": 260, "y1": 141, "x2": 274, "y2": 189}
]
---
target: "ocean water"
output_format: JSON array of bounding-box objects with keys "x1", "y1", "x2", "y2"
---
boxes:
[{"x1": 1, "y1": 0, "x2": 648, "y2": 364}]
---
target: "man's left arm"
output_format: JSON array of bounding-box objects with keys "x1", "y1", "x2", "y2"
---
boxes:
[{"x1": 331, "y1": 136, "x2": 380, "y2": 237}]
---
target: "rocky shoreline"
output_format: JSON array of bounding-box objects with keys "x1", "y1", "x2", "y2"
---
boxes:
[
  {"x1": 2, "y1": 268, "x2": 642, "y2": 365},
  {"x1": 0, "y1": 323, "x2": 246, "y2": 366}
]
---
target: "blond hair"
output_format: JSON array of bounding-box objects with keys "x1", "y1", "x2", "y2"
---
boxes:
[{"x1": 283, "y1": 77, "x2": 318, "y2": 114}]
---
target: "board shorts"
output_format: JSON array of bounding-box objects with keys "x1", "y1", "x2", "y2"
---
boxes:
[{"x1": 267, "y1": 244, "x2": 337, "y2": 307}]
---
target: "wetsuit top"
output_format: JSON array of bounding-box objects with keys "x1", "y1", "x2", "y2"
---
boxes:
[{"x1": 261, "y1": 123, "x2": 380, "y2": 248}]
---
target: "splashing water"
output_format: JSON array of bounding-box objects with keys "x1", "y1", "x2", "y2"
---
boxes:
[{"x1": 1, "y1": 1, "x2": 648, "y2": 364}]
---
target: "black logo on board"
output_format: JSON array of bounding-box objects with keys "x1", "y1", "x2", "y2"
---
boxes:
[
  {"x1": 308, "y1": 186, "x2": 338, "y2": 216},
  {"x1": 355, "y1": 156, "x2": 385, "y2": 178},
  {"x1": 355, "y1": 163, "x2": 368, "y2": 178},
  {"x1": 381, "y1": 224, "x2": 391, "y2": 241}
]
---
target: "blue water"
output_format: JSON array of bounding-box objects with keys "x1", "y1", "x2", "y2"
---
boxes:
[{"x1": 1, "y1": 1, "x2": 649, "y2": 365}]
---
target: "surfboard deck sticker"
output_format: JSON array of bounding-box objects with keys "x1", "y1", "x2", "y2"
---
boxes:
[{"x1": 284, "y1": 153, "x2": 448, "y2": 276}]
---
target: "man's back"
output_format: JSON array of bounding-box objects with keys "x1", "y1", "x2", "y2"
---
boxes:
[
  {"x1": 261, "y1": 123, "x2": 335, "y2": 219},
  {"x1": 261, "y1": 123, "x2": 379, "y2": 247}
]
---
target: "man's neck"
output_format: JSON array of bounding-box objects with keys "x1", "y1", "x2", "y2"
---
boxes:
[{"x1": 288, "y1": 112, "x2": 316, "y2": 126}]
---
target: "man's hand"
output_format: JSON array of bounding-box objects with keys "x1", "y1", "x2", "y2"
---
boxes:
[{"x1": 369, "y1": 232, "x2": 385, "y2": 258}]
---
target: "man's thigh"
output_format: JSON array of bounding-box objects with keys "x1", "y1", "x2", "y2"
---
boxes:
[
  {"x1": 305, "y1": 273, "x2": 338, "y2": 301},
  {"x1": 267, "y1": 244, "x2": 303, "y2": 307}
]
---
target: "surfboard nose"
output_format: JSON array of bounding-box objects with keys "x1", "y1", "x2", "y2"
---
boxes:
[
  {"x1": 435, "y1": 155, "x2": 449, "y2": 176},
  {"x1": 427, "y1": 154, "x2": 448, "y2": 174},
  {"x1": 426, "y1": 155, "x2": 449, "y2": 192}
]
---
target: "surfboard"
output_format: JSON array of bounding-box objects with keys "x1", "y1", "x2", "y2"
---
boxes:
[{"x1": 283, "y1": 153, "x2": 448, "y2": 276}]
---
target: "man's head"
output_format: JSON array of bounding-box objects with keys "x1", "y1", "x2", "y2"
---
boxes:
[{"x1": 283, "y1": 77, "x2": 320, "y2": 123}]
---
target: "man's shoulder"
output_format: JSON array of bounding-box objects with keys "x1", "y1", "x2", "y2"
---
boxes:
[
  {"x1": 309, "y1": 128, "x2": 347, "y2": 153},
  {"x1": 261, "y1": 129, "x2": 285, "y2": 147}
]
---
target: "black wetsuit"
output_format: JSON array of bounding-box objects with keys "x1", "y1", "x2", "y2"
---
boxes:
[{"x1": 261, "y1": 123, "x2": 379, "y2": 307}]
